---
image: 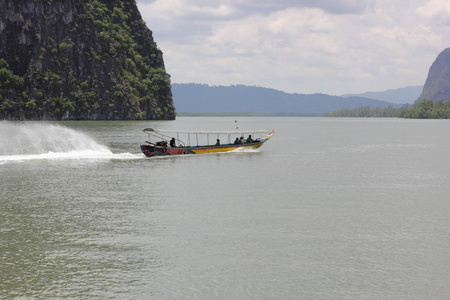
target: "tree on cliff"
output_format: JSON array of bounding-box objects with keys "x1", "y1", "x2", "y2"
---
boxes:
[{"x1": 0, "y1": 0, "x2": 175, "y2": 120}]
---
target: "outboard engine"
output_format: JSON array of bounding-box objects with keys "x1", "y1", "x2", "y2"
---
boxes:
[{"x1": 156, "y1": 141, "x2": 168, "y2": 147}]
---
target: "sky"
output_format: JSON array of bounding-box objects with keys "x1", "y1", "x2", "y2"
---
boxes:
[{"x1": 136, "y1": 0, "x2": 450, "y2": 95}]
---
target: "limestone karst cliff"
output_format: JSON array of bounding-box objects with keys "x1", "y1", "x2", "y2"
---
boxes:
[
  {"x1": 417, "y1": 48, "x2": 450, "y2": 102},
  {"x1": 0, "y1": 0, "x2": 175, "y2": 120}
]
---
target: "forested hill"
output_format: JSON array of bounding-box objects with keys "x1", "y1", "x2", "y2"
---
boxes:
[
  {"x1": 172, "y1": 83, "x2": 401, "y2": 115},
  {"x1": 0, "y1": 0, "x2": 175, "y2": 120}
]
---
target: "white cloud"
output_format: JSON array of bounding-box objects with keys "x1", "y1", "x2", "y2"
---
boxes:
[
  {"x1": 416, "y1": 0, "x2": 450, "y2": 24},
  {"x1": 138, "y1": 0, "x2": 377, "y2": 16},
  {"x1": 137, "y1": 0, "x2": 450, "y2": 94}
]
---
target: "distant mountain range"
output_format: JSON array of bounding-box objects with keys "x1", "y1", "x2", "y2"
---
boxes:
[
  {"x1": 172, "y1": 83, "x2": 422, "y2": 115},
  {"x1": 341, "y1": 86, "x2": 422, "y2": 104}
]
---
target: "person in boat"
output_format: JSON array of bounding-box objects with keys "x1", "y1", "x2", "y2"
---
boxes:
[
  {"x1": 239, "y1": 136, "x2": 244, "y2": 144},
  {"x1": 170, "y1": 137, "x2": 176, "y2": 147},
  {"x1": 246, "y1": 135, "x2": 253, "y2": 143},
  {"x1": 215, "y1": 139, "x2": 221, "y2": 146},
  {"x1": 234, "y1": 137, "x2": 240, "y2": 144}
]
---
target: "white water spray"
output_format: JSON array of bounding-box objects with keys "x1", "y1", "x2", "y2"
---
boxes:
[
  {"x1": 0, "y1": 121, "x2": 117, "y2": 162},
  {"x1": 231, "y1": 147, "x2": 260, "y2": 153}
]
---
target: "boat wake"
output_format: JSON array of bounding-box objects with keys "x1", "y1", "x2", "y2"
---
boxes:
[
  {"x1": 0, "y1": 121, "x2": 140, "y2": 164},
  {"x1": 230, "y1": 147, "x2": 260, "y2": 153},
  {"x1": 0, "y1": 151, "x2": 142, "y2": 164}
]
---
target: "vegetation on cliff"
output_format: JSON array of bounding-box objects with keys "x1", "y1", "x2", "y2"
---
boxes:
[{"x1": 0, "y1": 0, "x2": 175, "y2": 120}]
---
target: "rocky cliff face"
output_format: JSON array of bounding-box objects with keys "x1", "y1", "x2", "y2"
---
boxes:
[
  {"x1": 417, "y1": 48, "x2": 450, "y2": 102},
  {"x1": 0, "y1": 0, "x2": 175, "y2": 120}
]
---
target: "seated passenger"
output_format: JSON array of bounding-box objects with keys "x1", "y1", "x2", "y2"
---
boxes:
[
  {"x1": 170, "y1": 137, "x2": 176, "y2": 147},
  {"x1": 239, "y1": 136, "x2": 244, "y2": 144},
  {"x1": 215, "y1": 139, "x2": 221, "y2": 146},
  {"x1": 246, "y1": 135, "x2": 253, "y2": 143},
  {"x1": 234, "y1": 137, "x2": 240, "y2": 144}
]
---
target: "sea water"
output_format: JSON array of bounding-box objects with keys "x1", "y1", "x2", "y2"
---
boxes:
[{"x1": 1, "y1": 118, "x2": 450, "y2": 299}]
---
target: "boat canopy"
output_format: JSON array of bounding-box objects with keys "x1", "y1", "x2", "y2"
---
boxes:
[
  {"x1": 143, "y1": 127, "x2": 274, "y2": 148},
  {"x1": 143, "y1": 128, "x2": 270, "y2": 134}
]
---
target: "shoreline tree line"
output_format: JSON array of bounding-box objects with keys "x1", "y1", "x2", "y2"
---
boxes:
[{"x1": 325, "y1": 99, "x2": 450, "y2": 119}]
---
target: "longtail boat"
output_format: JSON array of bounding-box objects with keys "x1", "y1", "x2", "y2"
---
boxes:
[{"x1": 140, "y1": 128, "x2": 274, "y2": 157}]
